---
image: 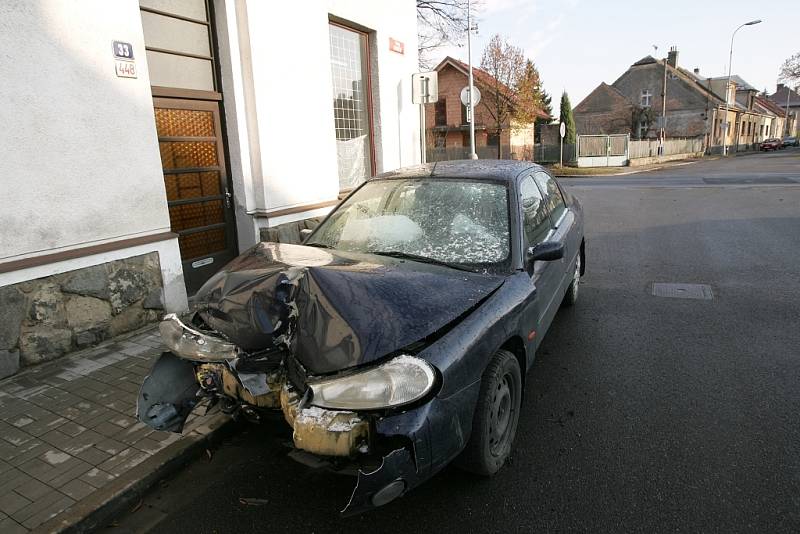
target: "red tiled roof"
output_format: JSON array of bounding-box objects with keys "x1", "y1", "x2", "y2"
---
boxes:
[{"x1": 435, "y1": 56, "x2": 551, "y2": 120}]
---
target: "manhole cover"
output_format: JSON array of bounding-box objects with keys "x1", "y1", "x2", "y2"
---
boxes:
[{"x1": 651, "y1": 283, "x2": 713, "y2": 300}]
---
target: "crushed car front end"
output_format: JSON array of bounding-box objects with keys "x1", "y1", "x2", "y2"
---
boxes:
[
  {"x1": 137, "y1": 310, "x2": 485, "y2": 514},
  {"x1": 135, "y1": 239, "x2": 508, "y2": 514}
]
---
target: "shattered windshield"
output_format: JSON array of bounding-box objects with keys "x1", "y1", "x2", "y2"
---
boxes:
[{"x1": 307, "y1": 179, "x2": 510, "y2": 269}]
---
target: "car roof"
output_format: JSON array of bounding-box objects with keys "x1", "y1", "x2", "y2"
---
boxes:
[{"x1": 372, "y1": 160, "x2": 546, "y2": 183}]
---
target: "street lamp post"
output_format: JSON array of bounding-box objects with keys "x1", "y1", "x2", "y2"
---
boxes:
[
  {"x1": 722, "y1": 19, "x2": 761, "y2": 156},
  {"x1": 466, "y1": 0, "x2": 478, "y2": 159}
]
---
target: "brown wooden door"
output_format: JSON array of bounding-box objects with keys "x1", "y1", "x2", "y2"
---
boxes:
[{"x1": 153, "y1": 98, "x2": 237, "y2": 294}]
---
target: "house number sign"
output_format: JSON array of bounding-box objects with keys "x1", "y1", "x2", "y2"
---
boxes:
[{"x1": 112, "y1": 41, "x2": 137, "y2": 78}]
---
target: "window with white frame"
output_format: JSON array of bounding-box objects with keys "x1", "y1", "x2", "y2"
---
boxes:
[
  {"x1": 329, "y1": 23, "x2": 374, "y2": 191},
  {"x1": 641, "y1": 89, "x2": 652, "y2": 107}
]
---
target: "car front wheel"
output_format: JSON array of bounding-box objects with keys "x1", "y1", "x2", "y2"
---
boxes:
[
  {"x1": 457, "y1": 349, "x2": 522, "y2": 476},
  {"x1": 562, "y1": 250, "x2": 581, "y2": 306}
]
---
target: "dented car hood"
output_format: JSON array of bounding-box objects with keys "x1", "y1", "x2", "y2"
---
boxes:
[{"x1": 192, "y1": 242, "x2": 504, "y2": 374}]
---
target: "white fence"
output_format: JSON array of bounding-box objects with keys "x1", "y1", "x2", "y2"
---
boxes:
[
  {"x1": 628, "y1": 138, "x2": 704, "y2": 159},
  {"x1": 576, "y1": 134, "x2": 629, "y2": 167}
]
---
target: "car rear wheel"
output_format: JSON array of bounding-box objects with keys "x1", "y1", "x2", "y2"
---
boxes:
[
  {"x1": 562, "y1": 250, "x2": 581, "y2": 306},
  {"x1": 456, "y1": 349, "x2": 521, "y2": 476}
]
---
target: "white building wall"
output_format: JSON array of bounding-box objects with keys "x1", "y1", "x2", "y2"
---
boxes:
[
  {"x1": 0, "y1": 0, "x2": 186, "y2": 309},
  {"x1": 216, "y1": 0, "x2": 420, "y2": 246},
  {"x1": 0, "y1": 0, "x2": 170, "y2": 260}
]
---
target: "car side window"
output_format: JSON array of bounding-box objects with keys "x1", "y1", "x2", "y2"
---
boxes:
[
  {"x1": 519, "y1": 176, "x2": 551, "y2": 247},
  {"x1": 534, "y1": 171, "x2": 566, "y2": 223}
]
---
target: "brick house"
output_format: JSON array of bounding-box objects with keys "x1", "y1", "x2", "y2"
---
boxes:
[
  {"x1": 574, "y1": 48, "x2": 783, "y2": 149},
  {"x1": 425, "y1": 56, "x2": 549, "y2": 159}
]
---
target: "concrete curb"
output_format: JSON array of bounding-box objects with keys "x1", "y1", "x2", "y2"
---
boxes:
[
  {"x1": 554, "y1": 159, "x2": 699, "y2": 178},
  {"x1": 32, "y1": 415, "x2": 238, "y2": 534}
]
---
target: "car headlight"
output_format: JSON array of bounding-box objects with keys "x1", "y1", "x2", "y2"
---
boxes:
[
  {"x1": 159, "y1": 313, "x2": 239, "y2": 362},
  {"x1": 308, "y1": 355, "x2": 436, "y2": 410}
]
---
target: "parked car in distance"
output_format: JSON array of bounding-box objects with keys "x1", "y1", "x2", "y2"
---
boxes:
[
  {"x1": 782, "y1": 136, "x2": 799, "y2": 148},
  {"x1": 136, "y1": 160, "x2": 585, "y2": 515},
  {"x1": 760, "y1": 138, "x2": 782, "y2": 151}
]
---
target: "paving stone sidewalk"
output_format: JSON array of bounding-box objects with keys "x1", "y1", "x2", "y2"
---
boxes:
[{"x1": 0, "y1": 326, "x2": 220, "y2": 533}]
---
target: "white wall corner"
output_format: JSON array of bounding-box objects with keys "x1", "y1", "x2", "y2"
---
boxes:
[
  {"x1": 214, "y1": 0, "x2": 265, "y2": 251},
  {"x1": 158, "y1": 238, "x2": 189, "y2": 313}
]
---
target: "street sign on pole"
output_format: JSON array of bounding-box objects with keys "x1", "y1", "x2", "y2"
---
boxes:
[
  {"x1": 412, "y1": 72, "x2": 438, "y2": 104},
  {"x1": 460, "y1": 86, "x2": 481, "y2": 107},
  {"x1": 559, "y1": 122, "x2": 565, "y2": 168},
  {"x1": 412, "y1": 72, "x2": 439, "y2": 164}
]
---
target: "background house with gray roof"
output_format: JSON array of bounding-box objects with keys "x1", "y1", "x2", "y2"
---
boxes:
[
  {"x1": 574, "y1": 48, "x2": 783, "y2": 150},
  {"x1": 768, "y1": 83, "x2": 800, "y2": 136}
]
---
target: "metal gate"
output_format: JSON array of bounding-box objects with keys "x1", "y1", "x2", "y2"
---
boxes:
[{"x1": 576, "y1": 134, "x2": 629, "y2": 167}]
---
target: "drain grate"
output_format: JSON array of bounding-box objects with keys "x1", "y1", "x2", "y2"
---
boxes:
[{"x1": 652, "y1": 283, "x2": 713, "y2": 300}]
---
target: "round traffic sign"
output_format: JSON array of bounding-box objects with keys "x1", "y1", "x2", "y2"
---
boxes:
[
  {"x1": 560, "y1": 122, "x2": 566, "y2": 138},
  {"x1": 460, "y1": 86, "x2": 481, "y2": 107}
]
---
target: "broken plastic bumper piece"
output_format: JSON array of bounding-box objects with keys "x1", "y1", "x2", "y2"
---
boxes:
[
  {"x1": 159, "y1": 313, "x2": 239, "y2": 362},
  {"x1": 137, "y1": 352, "x2": 201, "y2": 432},
  {"x1": 137, "y1": 351, "x2": 372, "y2": 459},
  {"x1": 342, "y1": 447, "x2": 420, "y2": 515},
  {"x1": 281, "y1": 385, "x2": 369, "y2": 457}
]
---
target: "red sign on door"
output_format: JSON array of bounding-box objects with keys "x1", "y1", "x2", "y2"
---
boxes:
[{"x1": 389, "y1": 38, "x2": 404, "y2": 55}]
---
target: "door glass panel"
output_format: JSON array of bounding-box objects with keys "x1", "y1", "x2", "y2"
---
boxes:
[
  {"x1": 141, "y1": 11, "x2": 210, "y2": 56},
  {"x1": 164, "y1": 172, "x2": 221, "y2": 201},
  {"x1": 178, "y1": 228, "x2": 227, "y2": 260},
  {"x1": 168, "y1": 200, "x2": 225, "y2": 232},
  {"x1": 159, "y1": 141, "x2": 218, "y2": 169},
  {"x1": 520, "y1": 176, "x2": 550, "y2": 246},
  {"x1": 155, "y1": 108, "x2": 214, "y2": 137},
  {"x1": 533, "y1": 172, "x2": 566, "y2": 223},
  {"x1": 146, "y1": 50, "x2": 214, "y2": 91}
]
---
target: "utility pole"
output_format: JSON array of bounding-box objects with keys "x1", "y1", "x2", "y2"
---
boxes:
[
  {"x1": 420, "y1": 78, "x2": 427, "y2": 164},
  {"x1": 660, "y1": 52, "x2": 668, "y2": 155},
  {"x1": 723, "y1": 19, "x2": 761, "y2": 156},
  {"x1": 786, "y1": 86, "x2": 791, "y2": 136},
  {"x1": 466, "y1": 0, "x2": 478, "y2": 160}
]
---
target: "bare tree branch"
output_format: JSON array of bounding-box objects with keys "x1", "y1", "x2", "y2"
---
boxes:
[
  {"x1": 779, "y1": 52, "x2": 800, "y2": 84},
  {"x1": 416, "y1": 0, "x2": 481, "y2": 69}
]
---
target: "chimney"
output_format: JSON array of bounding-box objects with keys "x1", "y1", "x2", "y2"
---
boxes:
[
  {"x1": 777, "y1": 83, "x2": 785, "y2": 91},
  {"x1": 667, "y1": 46, "x2": 678, "y2": 68},
  {"x1": 693, "y1": 67, "x2": 700, "y2": 75}
]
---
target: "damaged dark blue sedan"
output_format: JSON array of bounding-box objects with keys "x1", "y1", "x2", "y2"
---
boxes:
[{"x1": 137, "y1": 160, "x2": 585, "y2": 514}]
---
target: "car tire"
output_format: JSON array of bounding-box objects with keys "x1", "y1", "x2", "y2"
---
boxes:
[
  {"x1": 456, "y1": 349, "x2": 522, "y2": 476},
  {"x1": 562, "y1": 250, "x2": 581, "y2": 307}
]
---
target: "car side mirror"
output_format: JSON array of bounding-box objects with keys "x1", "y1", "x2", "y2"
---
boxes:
[
  {"x1": 527, "y1": 241, "x2": 564, "y2": 264},
  {"x1": 300, "y1": 228, "x2": 313, "y2": 242}
]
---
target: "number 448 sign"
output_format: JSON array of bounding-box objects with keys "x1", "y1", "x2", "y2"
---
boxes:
[{"x1": 112, "y1": 41, "x2": 137, "y2": 79}]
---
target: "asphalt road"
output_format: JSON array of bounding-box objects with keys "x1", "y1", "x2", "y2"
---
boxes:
[{"x1": 107, "y1": 149, "x2": 800, "y2": 533}]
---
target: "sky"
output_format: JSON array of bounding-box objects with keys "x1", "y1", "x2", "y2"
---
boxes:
[{"x1": 433, "y1": 0, "x2": 799, "y2": 117}]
